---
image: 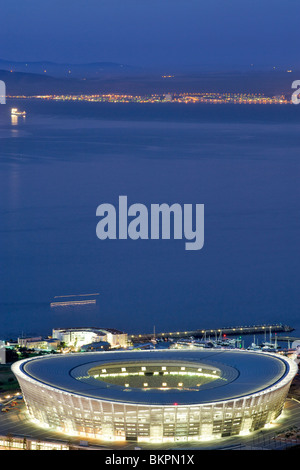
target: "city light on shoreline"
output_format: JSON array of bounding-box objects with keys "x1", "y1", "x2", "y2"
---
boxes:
[{"x1": 7, "y1": 91, "x2": 290, "y2": 105}]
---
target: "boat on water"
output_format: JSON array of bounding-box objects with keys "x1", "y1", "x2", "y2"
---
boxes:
[
  {"x1": 247, "y1": 342, "x2": 261, "y2": 351},
  {"x1": 11, "y1": 108, "x2": 26, "y2": 116}
]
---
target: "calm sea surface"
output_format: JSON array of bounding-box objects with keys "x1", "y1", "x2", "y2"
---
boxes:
[{"x1": 0, "y1": 100, "x2": 299, "y2": 340}]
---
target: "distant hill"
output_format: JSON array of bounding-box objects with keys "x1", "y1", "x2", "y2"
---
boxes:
[
  {"x1": 0, "y1": 68, "x2": 297, "y2": 97},
  {"x1": 0, "y1": 59, "x2": 138, "y2": 79},
  {"x1": 0, "y1": 69, "x2": 74, "y2": 95}
]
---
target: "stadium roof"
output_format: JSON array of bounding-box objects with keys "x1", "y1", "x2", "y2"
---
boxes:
[{"x1": 17, "y1": 349, "x2": 295, "y2": 406}]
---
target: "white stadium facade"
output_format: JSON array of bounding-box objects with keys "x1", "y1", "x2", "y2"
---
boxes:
[{"x1": 12, "y1": 349, "x2": 298, "y2": 443}]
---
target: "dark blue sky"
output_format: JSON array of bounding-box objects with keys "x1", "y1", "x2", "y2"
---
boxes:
[{"x1": 0, "y1": 0, "x2": 299, "y2": 69}]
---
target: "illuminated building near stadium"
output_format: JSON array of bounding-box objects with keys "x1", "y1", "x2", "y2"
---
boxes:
[{"x1": 12, "y1": 349, "x2": 297, "y2": 443}]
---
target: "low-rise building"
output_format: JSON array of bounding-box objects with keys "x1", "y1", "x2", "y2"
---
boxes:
[
  {"x1": 80, "y1": 341, "x2": 110, "y2": 352},
  {"x1": 18, "y1": 337, "x2": 60, "y2": 351},
  {"x1": 18, "y1": 337, "x2": 43, "y2": 348},
  {"x1": 52, "y1": 327, "x2": 128, "y2": 349}
]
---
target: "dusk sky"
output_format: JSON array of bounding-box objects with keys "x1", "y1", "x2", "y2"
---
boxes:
[
  {"x1": 0, "y1": 0, "x2": 299, "y2": 69},
  {"x1": 0, "y1": 0, "x2": 299, "y2": 343}
]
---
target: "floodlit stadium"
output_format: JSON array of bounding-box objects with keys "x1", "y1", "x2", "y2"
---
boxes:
[{"x1": 12, "y1": 349, "x2": 298, "y2": 443}]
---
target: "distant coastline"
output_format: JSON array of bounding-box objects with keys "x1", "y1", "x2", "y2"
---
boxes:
[
  {"x1": 7, "y1": 91, "x2": 291, "y2": 105},
  {"x1": 1, "y1": 67, "x2": 298, "y2": 98}
]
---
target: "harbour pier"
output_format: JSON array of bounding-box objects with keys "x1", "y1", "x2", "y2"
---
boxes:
[{"x1": 130, "y1": 323, "x2": 294, "y2": 343}]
